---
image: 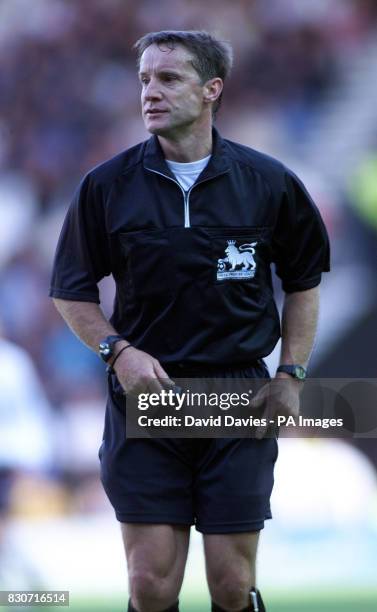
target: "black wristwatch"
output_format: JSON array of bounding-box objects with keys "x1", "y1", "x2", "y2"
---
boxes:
[
  {"x1": 277, "y1": 365, "x2": 307, "y2": 381},
  {"x1": 98, "y1": 335, "x2": 124, "y2": 363}
]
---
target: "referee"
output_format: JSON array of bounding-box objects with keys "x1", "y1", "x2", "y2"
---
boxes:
[{"x1": 50, "y1": 30, "x2": 330, "y2": 612}]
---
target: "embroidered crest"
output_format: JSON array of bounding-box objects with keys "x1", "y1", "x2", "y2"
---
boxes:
[{"x1": 217, "y1": 240, "x2": 257, "y2": 280}]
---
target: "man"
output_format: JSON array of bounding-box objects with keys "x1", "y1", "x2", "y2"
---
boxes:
[{"x1": 50, "y1": 30, "x2": 330, "y2": 612}]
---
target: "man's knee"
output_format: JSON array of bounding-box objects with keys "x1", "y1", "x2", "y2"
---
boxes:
[
  {"x1": 129, "y1": 568, "x2": 179, "y2": 611},
  {"x1": 209, "y1": 571, "x2": 252, "y2": 610}
]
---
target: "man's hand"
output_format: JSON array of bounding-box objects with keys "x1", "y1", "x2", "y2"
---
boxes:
[
  {"x1": 248, "y1": 286, "x2": 320, "y2": 439},
  {"x1": 250, "y1": 374, "x2": 302, "y2": 439},
  {"x1": 113, "y1": 345, "x2": 175, "y2": 397}
]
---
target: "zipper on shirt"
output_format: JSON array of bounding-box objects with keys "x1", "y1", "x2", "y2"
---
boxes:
[
  {"x1": 145, "y1": 167, "x2": 191, "y2": 227},
  {"x1": 145, "y1": 167, "x2": 229, "y2": 228}
]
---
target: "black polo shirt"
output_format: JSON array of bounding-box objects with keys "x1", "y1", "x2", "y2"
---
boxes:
[{"x1": 50, "y1": 128, "x2": 330, "y2": 367}]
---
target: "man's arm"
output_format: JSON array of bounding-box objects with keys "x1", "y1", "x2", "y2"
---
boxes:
[
  {"x1": 52, "y1": 298, "x2": 174, "y2": 394},
  {"x1": 278, "y1": 285, "x2": 320, "y2": 370},
  {"x1": 251, "y1": 286, "x2": 320, "y2": 436},
  {"x1": 52, "y1": 299, "x2": 118, "y2": 352}
]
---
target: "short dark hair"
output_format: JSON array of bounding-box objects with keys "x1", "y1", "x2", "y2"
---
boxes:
[{"x1": 134, "y1": 30, "x2": 233, "y2": 114}]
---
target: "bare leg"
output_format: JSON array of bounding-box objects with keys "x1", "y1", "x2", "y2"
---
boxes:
[
  {"x1": 204, "y1": 531, "x2": 260, "y2": 611},
  {"x1": 121, "y1": 523, "x2": 190, "y2": 612}
]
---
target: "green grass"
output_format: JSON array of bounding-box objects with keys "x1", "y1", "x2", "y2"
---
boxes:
[
  {"x1": 35, "y1": 590, "x2": 377, "y2": 611},
  {"x1": 53, "y1": 602, "x2": 376, "y2": 612}
]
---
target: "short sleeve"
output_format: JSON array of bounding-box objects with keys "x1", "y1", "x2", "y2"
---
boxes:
[
  {"x1": 49, "y1": 174, "x2": 111, "y2": 303},
  {"x1": 273, "y1": 171, "x2": 330, "y2": 293}
]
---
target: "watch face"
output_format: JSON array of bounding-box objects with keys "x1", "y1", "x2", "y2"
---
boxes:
[
  {"x1": 294, "y1": 366, "x2": 306, "y2": 380},
  {"x1": 99, "y1": 342, "x2": 112, "y2": 361}
]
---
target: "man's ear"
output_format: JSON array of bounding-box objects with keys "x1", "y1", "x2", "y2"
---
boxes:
[{"x1": 203, "y1": 77, "x2": 223, "y2": 105}]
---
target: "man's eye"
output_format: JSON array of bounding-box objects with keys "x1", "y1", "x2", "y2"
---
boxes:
[{"x1": 140, "y1": 79, "x2": 149, "y2": 85}]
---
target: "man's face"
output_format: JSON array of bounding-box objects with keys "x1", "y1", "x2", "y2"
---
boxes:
[{"x1": 139, "y1": 43, "x2": 208, "y2": 137}]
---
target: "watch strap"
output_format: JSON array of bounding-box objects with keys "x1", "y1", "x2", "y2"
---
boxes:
[
  {"x1": 277, "y1": 365, "x2": 307, "y2": 380},
  {"x1": 104, "y1": 334, "x2": 124, "y2": 346}
]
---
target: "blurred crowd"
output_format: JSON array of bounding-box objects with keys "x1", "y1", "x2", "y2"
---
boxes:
[{"x1": 1, "y1": 0, "x2": 377, "y2": 529}]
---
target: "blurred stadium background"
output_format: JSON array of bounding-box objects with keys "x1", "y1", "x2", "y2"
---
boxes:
[{"x1": 1, "y1": 0, "x2": 377, "y2": 610}]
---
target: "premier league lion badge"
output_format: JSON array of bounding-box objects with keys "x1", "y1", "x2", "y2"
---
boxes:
[{"x1": 217, "y1": 240, "x2": 257, "y2": 280}]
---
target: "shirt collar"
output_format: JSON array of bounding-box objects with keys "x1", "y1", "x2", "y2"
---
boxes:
[{"x1": 143, "y1": 126, "x2": 230, "y2": 180}]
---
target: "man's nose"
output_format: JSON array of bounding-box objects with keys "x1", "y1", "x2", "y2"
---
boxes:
[{"x1": 143, "y1": 79, "x2": 163, "y2": 101}]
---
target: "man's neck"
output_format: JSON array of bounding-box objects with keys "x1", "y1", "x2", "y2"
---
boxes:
[{"x1": 157, "y1": 125, "x2": 213, "y2": 162}]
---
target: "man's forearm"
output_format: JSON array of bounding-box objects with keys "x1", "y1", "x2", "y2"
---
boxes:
[
  {"x1": 52, "y1": 298, "x2": 124, "y2": 354},
  {"x1": 279, "y1": 286, "x2": 320, "y2": 368},
  {"x1": 52, "y1": 299, "x2": 173, "y2": 393}
]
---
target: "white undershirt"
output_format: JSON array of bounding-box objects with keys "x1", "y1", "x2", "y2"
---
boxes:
[{"x1": 166, "y1": 155, "x2": 211, "y2": 191}]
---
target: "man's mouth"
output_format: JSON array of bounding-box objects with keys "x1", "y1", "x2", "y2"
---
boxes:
[{"x1": 145, "y1": 109, "x2": 168, "y2": 115}]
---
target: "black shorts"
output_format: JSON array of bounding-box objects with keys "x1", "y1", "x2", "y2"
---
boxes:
[{"x1": 98, "y1": 361, "x2": 278, "y2": 533}]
